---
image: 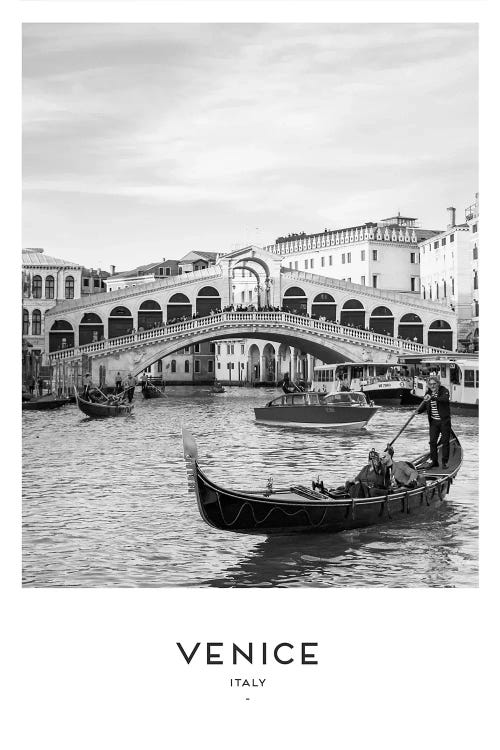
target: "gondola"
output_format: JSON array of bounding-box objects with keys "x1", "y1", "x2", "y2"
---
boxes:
[
  {"x1": 141, "y1": 382, "x2": 164, "y2": 399},
  {"x1": 22, "y1": 394, "x2": 70, "y2": 411},
  {"x1": 74, "y1": 387, "x2": 134, "y2": 418},
  {"x1": 182, "y1": 428, "x2": 463, "y2": 535},
  {"x1": 210, "y1": 382, "x2": 226, "y2": 393}
]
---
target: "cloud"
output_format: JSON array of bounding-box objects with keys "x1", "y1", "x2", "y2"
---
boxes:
[{"x1": 23, "y1": 23, "x2": 478, "y2": 265}]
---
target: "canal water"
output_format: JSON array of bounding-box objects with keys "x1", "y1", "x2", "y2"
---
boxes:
[{"x1": 22, "y1": 387, "x2": 478, "y2": 587}]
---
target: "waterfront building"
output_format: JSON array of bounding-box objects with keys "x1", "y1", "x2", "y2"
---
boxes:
[
  {"x1": 262, "y1": 213, "x2": 441, "y2": 293},
  {"x1": 419, "y1": 198, "x2": 478, "y2": 350},
  {"x1": 22, "y1": 248, "x2": 109, "y2": 354},
  {"x1": 466, "y1": 194, "x2": 479, "y2": 351}
]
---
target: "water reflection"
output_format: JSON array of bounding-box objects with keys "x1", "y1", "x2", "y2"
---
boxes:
[{"x1": 22, "y1": 387, "x2": 478, "y2": 587}]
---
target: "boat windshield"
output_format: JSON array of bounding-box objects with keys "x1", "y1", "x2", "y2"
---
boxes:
[
  {"x1": 267, "y1": 393, "x2": 321, "y2": 407},
  {"x1": 324, "y1": 391, "x2": 368, "y2": 406}
]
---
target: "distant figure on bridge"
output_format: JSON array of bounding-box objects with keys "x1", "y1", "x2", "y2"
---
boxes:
[
  {"x1": 126, "y1": 373, "x2": 136, "y2": 403},
  {"x1": 115, "y1": 371, "x2": 123, "y2": 393}
]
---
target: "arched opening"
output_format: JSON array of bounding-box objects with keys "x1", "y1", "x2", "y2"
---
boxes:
[
  {"x1": 167, "y1": 293, "x2": 192, "y2": 322},
  {"x1": 340, "y1": 299, "x2": 365, "y2": 328},
  {"x1": 262, "y1": 343, "x2": 277, "y2": 382},
  {"x1": 428, "y1": 319, "x2": 453, "y2": 350},
  {"x1": 23, "y1": 308, "x2": 29, "y2": 336},
  {"x1": 282, "y1": 286, "x2": 307, "y2": 315},
  {"x1": 369, "y1": 305, "x2": 394, "y2": 336},
  {"x1": 138, "y1": 299, "x2": 162, "y2": 330},
  {"x1": 49, "y1": 319, "x2": 74, "y2": 352},
  {"x1": 108, "y1": 306, "x2": 133, "y2": 339},
  {"x1": 277, "y1": 343, "x2": 291, "y2": 381},
  {"x1": 247, "y1": 344, "x2": 261, "y2": 383},
  {"x1": 32, "y1": 309, "x2": 42, "y2": 336},
  {"x1": 196, "y1": 286, "x2": 221, "y2": 317},
  {"x1": 79, "y1": 312, "x2": 104, "y2": 345},
  {"x1": 398, "y1": 313, "x2": 423, "y2": 343},
  {"x1": 311, "y1": 293, "x2": 336, "y2": 321}
]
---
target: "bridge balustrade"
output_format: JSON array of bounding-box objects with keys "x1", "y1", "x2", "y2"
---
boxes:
[{"x1": 47, "y1": 311, "x2": 449, "y2": 363}]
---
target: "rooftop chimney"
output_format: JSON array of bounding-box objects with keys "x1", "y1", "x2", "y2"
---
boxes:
[
  {"x1": 110, "y1": 264, "x2": 116, "y2": 275},
  {"x1": 447, "y1": 206, "x2": 456, "y2": 229}
]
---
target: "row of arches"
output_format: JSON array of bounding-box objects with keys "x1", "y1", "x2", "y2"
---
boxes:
[{"x1": 46, "y1": 310, "x2": 454, "y2": 352}]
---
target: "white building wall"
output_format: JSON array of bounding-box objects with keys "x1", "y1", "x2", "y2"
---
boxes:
[{"x1": 419, "y1": 226, "x2": 471, "y2": 323}]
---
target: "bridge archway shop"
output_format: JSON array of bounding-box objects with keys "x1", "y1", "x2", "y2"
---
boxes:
[
  {"x1": 79, "y1": 313, "x2": 104, "y2": 346},
  {"x1": 196, "y1": 286, "x2": 221, "y2": 317},
  {"x1": 138, "y1": 299, "x2": 162, "y2": 330},
  {"x1": 282, "y1": 286, "x2": 307, "y2": 315},
  {"x1": 369, "y1": 306, "x2": 394, "y2": 337},
  {"x1": 167, "y1": 293, "x2": 192, "y2": 322},
  {"x1": 49, "y1": 319, "x2": 74, "y2": 352},
  {"x1": 311, "y1": 293, "x2": 336, "y2": 322},
  {"x1": 108, "y1": 306, "x2": 133, "y2": 339},
  {"x1": 398, "y1": 313, "x2": 423, "y2": 344},
  {"x1": 428, "y1": 319, "x2": 453, "y2": 350},
  {"x1": 340, "y1": 299, "x2": 365, "y2": 328}
]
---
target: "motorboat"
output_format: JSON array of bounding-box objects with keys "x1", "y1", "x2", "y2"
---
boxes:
[{"x1": 254, "y1": 390, "x2": 380, "y2": 428}]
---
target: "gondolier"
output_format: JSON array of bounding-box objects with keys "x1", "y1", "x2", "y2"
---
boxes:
[
  {"x1": 126, "y1": 373, "x2": 136, "y2": 403},
  {"x1": 417, "y1": 375, "x2": 452, "y2": 469}
]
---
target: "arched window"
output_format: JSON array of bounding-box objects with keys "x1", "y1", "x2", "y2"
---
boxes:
[
  {"x1": 340, "y1": 299, "x2": 365, "y2": 328},
  {"x1": 369, "y1": 305, "x2": 394, "y2": 337},
  {"x1": 428, "y1": 320, "x2": 453, "y2": 350},
  {"x1": 443, "y1": 280, "x2": 447, "y2": 298},
  {"x1": 167, "y1": 293, "x2": 192, "y2": 322},
  {"x1": 171, "y1": 360, "x2": 177, "y2": 374},
  {"x1": 282, "y1": 286, "x2": 307, "y2": 315},
  {"x1": 473, "y1": 270, "x2": 478, "y2": 290},
  {"x1": 65, "y1": 275, "x2": 75, "y2": 299},
  {"x1": 108, "y1": 306, "x2": 133, "y2": 338},
  {"x1": 79, "y1": 312, "x2": 104, "y2": 346},
  {"x1": 196, "y1": 286, "x2": 221, "y2": 317},
  {"x1": 311, "y1": 292, "x2": 336, "y2": 321},
  {"x1": 138, "y1": 299, "x2": 162, "y2": 329},
  {"x1": 32, "y1": 309, "x2": 42, "y2": 336},
  {"x1": 184, "y1": 359, "x2": 190, "y2": 373},
  {"x1": 23, "y1": 308, "x2": 29, "y2": 335},
  {"x1": 49, "y1": 320, "x2": 74, "y2": 352},
  {"x1": 32, "y1": 275, "x2": 42, "y2": 299},
  {"x1": 398, "y1": 313, "x2": 423, "y2": 343},
  {"x1": 45, "y1": 275, "x2": 55, "y2": 299}
]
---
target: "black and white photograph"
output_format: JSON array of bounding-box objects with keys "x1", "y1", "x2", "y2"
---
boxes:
[
  {"x1": 8, "y1": 1, "x2": 498, "y2": 747},
  {"x1": 22, "y1": 20, "x2": 479, "y2": 589}
]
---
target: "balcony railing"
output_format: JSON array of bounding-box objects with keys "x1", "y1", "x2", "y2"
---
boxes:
[{"x1": 47, "y1": 311, "x2": 449, "y2": 363}]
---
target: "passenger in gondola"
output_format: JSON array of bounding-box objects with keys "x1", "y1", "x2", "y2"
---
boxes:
[
  {"x1": 347, "y1": 449, "x2": 391, "y2": 497},
  {"x1": 115, "y1": 371, "x2": 123, "y2": 393}
]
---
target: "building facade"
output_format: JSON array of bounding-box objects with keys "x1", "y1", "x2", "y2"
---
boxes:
[
  {"x1": 262, "y1": 213, "x2": 441, "y2": 293},
  {"x1": 419, "y1": 198, "x2": 479, "y2": 351},
  {"x1": 22, "y1": 248, "x2": 109, "y2": 353}
]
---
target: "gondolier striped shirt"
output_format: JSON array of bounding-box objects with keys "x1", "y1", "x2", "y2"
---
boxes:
[{"x1": 430, "y1": 397, "x2": 440, "y2": 420}]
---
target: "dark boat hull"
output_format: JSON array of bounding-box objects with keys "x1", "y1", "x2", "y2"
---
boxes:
[
  {"x1": 22, "y1": 397, "x2": 69, "y2": 411},
  {"x1": 254, "y1": 404, "x2": 379, "y2": 428},
  {"x1": 75, "y1": 391, "x2": 133, "y2": 417},
  {"x1": 183, "y1": 431, "x2": 462, "y2": 535},
  {"x1": 142, "y1": 385, "x2": 163, "y2": 399}
]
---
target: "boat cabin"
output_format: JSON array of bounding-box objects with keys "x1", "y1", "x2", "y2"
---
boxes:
[
  {"x1": 401, "y1": 355, "x2": 479, "y2": 408},
  {"x1": 266, "y1": 391, "x2": 369, "y2": 408},
  {"x1": 313, "y1": 362, "x2": 412, "y2": 393}
]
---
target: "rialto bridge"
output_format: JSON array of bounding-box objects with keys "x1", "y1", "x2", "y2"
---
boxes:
[{"x1": 45, "y1": 246, "x2": 457, "y2": 384}]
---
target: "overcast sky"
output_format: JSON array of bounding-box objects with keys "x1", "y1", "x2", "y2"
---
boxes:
[{"x1": 23, "y1": 23, "x2": 478, "y2": 271}]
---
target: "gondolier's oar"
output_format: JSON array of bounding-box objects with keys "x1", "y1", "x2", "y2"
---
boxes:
[
  {"x1": 387, "y1": 407, "x2": 421, "y2": 448},
  {"x1": 145, "y1": 381, "x2": 167, "y2": 398}
]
